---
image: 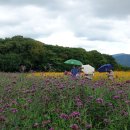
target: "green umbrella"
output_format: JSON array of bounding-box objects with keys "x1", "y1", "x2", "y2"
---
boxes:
[{"x1": 64, "y1": 59, "x2": 83, "y2": 65}]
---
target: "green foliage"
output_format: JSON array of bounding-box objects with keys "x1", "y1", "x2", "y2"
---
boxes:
[
  {"x1": 0, "y1": 36, "x2": 46, "y2": 72},
  {"x1": 0, "y1": 35, "x2": 127, "y2": 72},
  {"x1": 0, "y1": 53, "x2": 21, "y2": 72}
]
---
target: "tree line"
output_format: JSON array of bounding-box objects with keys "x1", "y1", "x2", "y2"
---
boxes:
[{"x1": 0, "y1": 35, "x2": 129, "y2": 72}]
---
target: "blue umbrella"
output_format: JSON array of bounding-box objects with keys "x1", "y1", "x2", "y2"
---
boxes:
[{"x1": 98, "y1": 64, "x2": 113, "y2": 72}]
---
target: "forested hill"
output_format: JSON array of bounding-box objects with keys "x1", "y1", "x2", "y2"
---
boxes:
[{"x1": 0, "y1": 35, "x2": 126, "y2": 72}]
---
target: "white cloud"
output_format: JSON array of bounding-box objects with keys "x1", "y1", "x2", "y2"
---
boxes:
[
  {"x1": 0, "y1": 0, "x2": 130, "y2": 55},
  {"x1": 90, "y1": 0, "x2": 130, "y2": 18},
  {"x1": 37, "y1": 31, "x2": 130, "y2": 55}
]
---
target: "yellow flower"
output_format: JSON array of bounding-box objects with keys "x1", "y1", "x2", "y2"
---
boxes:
[{"x1": 27, "y1": 71, "x2": 130, "y2": 81}]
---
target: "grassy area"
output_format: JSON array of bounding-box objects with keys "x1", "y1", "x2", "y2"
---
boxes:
[{"x1": 0, "y1": 72, "x2": 130, "y2": 129}]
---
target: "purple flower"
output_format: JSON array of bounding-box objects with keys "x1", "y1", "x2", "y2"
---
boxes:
[
  {"x1": 0, "y1": 100, "x2": 3, "y2": 103},
  {"x1": 0, "y1": 115, "x2": 6, "y2": 121},
  {"x1": 117, "y1": 90, "x2": 124, "y2": 94},
  {"x1": 121, "y1": 110, "x2": 128, "y2": 117},
  {"x1": 4, "y1": 103, "x2": 11, "y2": 108},
  {"x1": 107, "y1": 102, "x2": 113, "y2": 107},
  {"x1": 0, "y1": 108, "x2": 4, "y2": 113},
  {"x1": 96, "y1": 98, "x2": 104, "y2": 104},
  {"x1": 86, "y1": 123, "x2": 92, "y2": 129},
  {"x1": 76, "y1": 101, "x2": 83, "y2": 107},
  {"x1": 75, "y1": 97, "x2": 83, "y2": 107},
  {"x1": 125, "y1": 100, "x2": 130, "y2": 104},
  {"x1": 49, "y1": 128, "x2": 54, "y2": 130},
  {"x1": 27, "y1": 99, "x2": 32, "y2": 103},
  {"x1": 42, "y1": 120, "x2": 51, "y2": 126},
  {"x1": 60, "y1": 113, "x2": 69, "y2": 120},
  {"x1": 88, "y1": 96, "x2": 93, "y2": 99},
  {"x1": 69, "y1": 111, "x2": 80, "y2": 118},
  {"x1": 58, "y1": 84, "x2": 65, "y2": 89},
  {"x1": 70, "y1": 124, "x2": 79, "y2": 130},
  {"x1": 11, "y1": 100, "x2": 17, "y2": 105},
  {"x1": 113, "y1": 95, "x2": 120, "y2": 99},
  {"x1": 11, "y1": 108, "x2": 18, "y2": 113}
]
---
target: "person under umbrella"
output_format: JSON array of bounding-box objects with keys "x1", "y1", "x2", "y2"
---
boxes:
[
  {"x1": 82, "y1": 64, "x2": 95, "y2": 80},
  {"x1": 106, "y1": 69, "x2": 114, "y2": 80},
  {"x1": 71, "y1": 66, "x2": 79, "y2": 77},
  {"x1": 84, "y1": 73, "x2": 94, "y2": 80},
  {"x1": 98, "y1": 64, "x2": 113, "y2": 72}
]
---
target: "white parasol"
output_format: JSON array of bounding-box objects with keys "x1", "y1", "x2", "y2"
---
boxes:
[{"x1": 82, "y1": 64, "x2": 95, "y2": 74}]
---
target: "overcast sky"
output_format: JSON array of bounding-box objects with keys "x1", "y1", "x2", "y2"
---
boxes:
[{"x1": 0, "y1": 0, "x2": 130, "y2": 55}]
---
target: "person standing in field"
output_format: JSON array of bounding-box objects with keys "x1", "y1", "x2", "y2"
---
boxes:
[
  {"x1": 19, "y1": 64, "x2": 26, "y2": 73},
  {"x1": 84, "y1": 72, "x2": 94, "y2": 80},
  {"x1": 107, "y1": 70, "x2": 114, "y2": 80},
  {"x1": 71, "y1": 66, "x2": 79, "y2": 77}
]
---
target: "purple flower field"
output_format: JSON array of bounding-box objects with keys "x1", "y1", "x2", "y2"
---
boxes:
[{"x1": 0, "y1": 72, "x2": 130, "y2": 129}]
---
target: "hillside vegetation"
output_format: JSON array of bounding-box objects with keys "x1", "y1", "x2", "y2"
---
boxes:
[{"x1": 0, "y1": 35, "x2": 128, "y2": 72}]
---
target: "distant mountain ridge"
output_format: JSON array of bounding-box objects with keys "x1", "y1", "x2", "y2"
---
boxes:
[{"x1": 112, "y1": 53, "x2": 130, "y2": 67}]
